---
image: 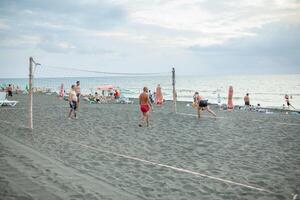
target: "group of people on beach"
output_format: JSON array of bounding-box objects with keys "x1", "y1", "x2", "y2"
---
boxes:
[
  {"x1": 1, "y1": 84, "x2": 23, "y2": 97},
  {"x1": 138, "y1": 84, "x2": 164, "y2": 127},
  {"x1": 92, "y1": 89, "x2": 120, "y2": 103},
  {"x1": 66, "y1": 81, "x2": 163, "y2": 124},
  {"x1": 66, "y1": 80, "x2": 296, "y2": 125},
  {"x1": 139, "y1": 86, "x2": 219, "y2": 127},
  {"x1": 243, "y1": 93, "x2": 294, "y2": 110},
  {"x1": 66, "y1": 82, "x2": 163, "y2": 126}
]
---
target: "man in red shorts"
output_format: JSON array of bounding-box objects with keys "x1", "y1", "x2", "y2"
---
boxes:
[{"x1": 139, "y1": 87, "x2": 152, "y2": 127}]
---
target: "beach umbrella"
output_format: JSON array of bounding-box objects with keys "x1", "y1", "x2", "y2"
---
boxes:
[
  {"x1": 60, "y1": 83, "x2": 64, "y2": 97},
  {"x1": 25, "y1": 84, "x2": 29, "y2": 91},
  {"x1": 227, "y1": 86, "x2": 234, "y2": 110}
]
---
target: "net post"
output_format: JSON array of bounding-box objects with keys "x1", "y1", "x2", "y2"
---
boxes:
[
  {"x1": 29, "y1": 57, "x2": 33, "y2": 129},
  {"x1": 172, "y1": 67, "x2": 177, "y2": 113}
]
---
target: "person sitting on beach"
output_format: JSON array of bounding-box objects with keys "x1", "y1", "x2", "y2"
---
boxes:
[
  {"x1": 75, "y1": 81, "x2": 81, "y2": 108},
  {"x1": 139, "y1": 87, "x2": 152, "y2": 127},
  {"x1": 95, "y1": 92, "x2": 100, "y2": 103},
  {"x1": 68, "y1": 85, "x2": 78, "y2": 119},
  {"x1": 244, "y1": 93, "x2": 250, "y2": 106},
  {"x1": 196, "y1": 93, "x2": 217, "y2": 119}
]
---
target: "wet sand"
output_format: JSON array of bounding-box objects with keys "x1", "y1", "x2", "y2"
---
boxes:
[{"x1": 0, "y1": 94, "x2": 299, "y2": 200}]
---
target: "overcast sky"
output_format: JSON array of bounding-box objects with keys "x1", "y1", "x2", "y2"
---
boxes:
[{"x1": 0, "y1": 0, "x2": 300, "y2": 78}]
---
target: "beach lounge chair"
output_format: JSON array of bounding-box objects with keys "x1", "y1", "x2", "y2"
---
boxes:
[
  {"x1": 116, "y1": 93, "x2": 133, "y2": 104},
  {"x1": 0, "y1": 92, "x2": 18, "y2": 107}
]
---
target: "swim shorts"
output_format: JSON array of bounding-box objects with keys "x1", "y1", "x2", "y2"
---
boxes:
[
  {"x1": 199, "y1": 100, "x2": 208, "y2": 107},
  {"x1": 140, "y1": 104, "x2": 150, "y2": 113},
  {"x1": 70, "y1": 101, "x2": 77, "y2": 110}
]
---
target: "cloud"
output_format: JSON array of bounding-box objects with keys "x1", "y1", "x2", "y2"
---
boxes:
[
  {"x1": 0, "y1": 0, "x2": 299, "y2": 77},
  {"x1": 2, "y1": 0, "x2": 127, "y2": 29},
  {"x1": 0, "y1": 34, "x2": 40, "y2": 49},
  {"x1": 0, "y1": 20, "x2": 9, "y2": 29},
  {"x1": 122, "y1": 0, "x2": 300, "y2": 46},
  {"x1": 188, "y1": 23, "x2": 300, "y2": 56},
  {"x1": 186, "y1": 23, "x2": 300, "y2": 75},
  {"x1": 1, "y1": 0, "x2": 299, "y2": 49}
]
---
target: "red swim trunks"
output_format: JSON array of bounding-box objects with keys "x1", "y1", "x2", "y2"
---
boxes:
[{"x1": 140, "y1": 104, "x2": 150, "y2": 113}]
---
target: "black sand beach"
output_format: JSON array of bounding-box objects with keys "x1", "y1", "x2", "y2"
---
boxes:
[{"x1": 0, "y1": 94, "x2": 299, "y2": 200}]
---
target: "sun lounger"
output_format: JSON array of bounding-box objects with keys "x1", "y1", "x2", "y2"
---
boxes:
[
  {"x1": 116, "y1": 96, "x2": 133, "y2": 104},
  {"x1": 0, "y1": 92, "x2": 18, "y2": 107}
]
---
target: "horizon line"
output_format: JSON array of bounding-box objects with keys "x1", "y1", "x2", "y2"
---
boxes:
[{"x1": 1, "y1": 72, "x2": 300, "y2": 79}]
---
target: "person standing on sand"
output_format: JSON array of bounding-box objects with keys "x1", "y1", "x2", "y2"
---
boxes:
[
  {"x1": 68, "y1": 85, "x2": 78, "y2": 119},
  {"x1": 217, "y1": 93, "x2": 222, "y2": 109},
  {"x1": 149, "y1": 90, "x2": 154, "y2": 104},
  {"x1": 139, "y1": 87, "x2": 152, "y2": 127},
  {"x1": 155, "y1": 84, "x2": 163, "y2": 105},
  {"x1": 7, "y1": 84, "x2": 13, "y2": 97},
  {"x1": 195, "y1": 92, "x2": 217, "y2": 119},
  {"x1": 244, "y1": 93, "x2": 250, "y2": 106},
  {"x1": 75, "y1": 81, "x2": 81, "y2": 108},
  {"x1": 192, "y1": 92, "x2": 199, "y2": 108},
  {"x1": 285, "y1": 94, "x2": 295, "y2": 109}
]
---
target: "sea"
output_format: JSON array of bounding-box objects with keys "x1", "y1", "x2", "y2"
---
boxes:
[{"x1": 1, "y1": 74, "x2": 300, "y2": 109}]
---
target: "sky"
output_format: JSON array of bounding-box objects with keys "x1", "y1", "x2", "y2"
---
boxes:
[{"x1": 0, "y1": 0, "x2": 300, "y2": 78}]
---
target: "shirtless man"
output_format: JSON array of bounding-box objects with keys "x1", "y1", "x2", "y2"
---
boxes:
[
  {"x1": 7, "y1": 84, "x2": 13, "y2": 97},
  {"x1": 195, "y1": 92, "x2": 216, "y2": 119},
  {"x1": 244, "y1": 93, "x2": 250, "y2": 106},
  {"x1": 139, "y1": 87, "x2": 152, "y2": 127},
  {"x1": 68, "y1": 85, "x2": 78, "y2": 119},
  {"x1": 75, "y1": 81, "x2": 81, "y2": 108}
]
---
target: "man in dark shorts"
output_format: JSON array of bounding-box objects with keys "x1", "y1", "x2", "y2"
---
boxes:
[
  {"x1": 244, "y1": 93, "x2": 250, "y2": 106},
  {"x1": 196, "y1": 93, "x2": 217, "y2": 119},
  {"x1": 139, "y1": 87, "x2": 152, "y2": 127},
  {"x1": 7, "y1": 84, "x2": 13, "y2": 97}
]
